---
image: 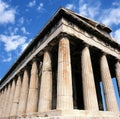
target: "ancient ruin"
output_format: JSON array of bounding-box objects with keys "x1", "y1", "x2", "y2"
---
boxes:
[{"x1": 0, "y1": 8, "x2": 120, "y2": 119}]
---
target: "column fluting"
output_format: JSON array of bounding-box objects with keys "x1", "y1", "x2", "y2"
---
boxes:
[
  {"x1": 3, "y1": 85, "x2": 11, "y2": 117},
  {"x1": 38, "y1": 51, "x2": 52, "y2": 112},
  {"x1": 6, "y1": 80, "x2": 16, "y2": 117},
  {"x1": 10, "y1": 75, "x2": 22, "y2": 116},
  {"x1": 17, "y1": 68, "x2": 29, "y2": 115},
  {"x1": 81, "y1": 46, "x2": 99, "y2": 110},
  {"x1": 57, "y1": 37, "x2": 73, "y2": 110},
  {"x1": 100, "y1": 54, "x2": 119, "y2": 111},
  {"x1": 115, "y1": 61, "x2": 120, "y2": 95},
  {"x1": 26, "y1": 58, "x2": 39, "y2": 113}
]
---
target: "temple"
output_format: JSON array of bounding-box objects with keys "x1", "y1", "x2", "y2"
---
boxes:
[{"x1": 0, "y1": 8, "x2": 120, "y2": 119}]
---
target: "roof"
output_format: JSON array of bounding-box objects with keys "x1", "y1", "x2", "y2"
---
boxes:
[{"x1": 63, "y1": 8, "x2": 112, "y2": 33}]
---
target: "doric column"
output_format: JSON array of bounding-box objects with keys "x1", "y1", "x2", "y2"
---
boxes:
[
  {"x1": 6, "y1": 79, "x2": 16, "y2": 117},
  {"x1": 17, "y1": 68, "x2": 29, "y2": 115},
  {"x1": 100, "y1": 54, "x2": 119, "y2": 111},
  {"x1": 26, "y1": 58, "x2": 39, "y2": 113},
  {"x1": 38, "y1": 50, "x2": 52, "y2": 112},
  {"x1": 0, "y1": 91, "x2": 2, "y2": 116},
  {"x1": 81, "y1": 46, "x2": 99, "y2": 110},
  {"x1": 10, "y1": 75, "x2": 22, "y2": 116},
  {"x1": 3, "y1": 84, "x2": 11, "y2": 117},
  {"x1": 1, "y1": 88, "x2": 7, "y2": 117},
  {"x1": 0, "y1": 91, "x2": 3, "y2": 116},
  {"x1": 115, "y1": 61, "x2": 120, "y2": 95},
  {"x1": 0, "y1": 90, "x2": 5, "y2": 116},
  {"x1": 57, "y1": 37, "x2": 73, "y2": 110}
]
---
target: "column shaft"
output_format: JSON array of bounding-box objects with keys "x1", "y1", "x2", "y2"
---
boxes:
[
  {"x1": 38, "y1": 51, "x2": 52, "y2": 112},
  {"x1": 10, "y1": 75, "x2": 22, "y2": 116},
  {"x1": 81, "y1": 46, "x2": 99, "y2": 110},
  {"x1": 0, "y1": 91, "x2": 5, "y2": 116},
  {"x1": 17, "y1": 68, "x2": 29, "y2": 115},
  {"x1": 0, "y1": 91, "x2": 2, "y2": 116},
  {"x1": 6, "y1": 80, "x2": 16, "y2": 117},
  {"x1": 3, "y1": 85, "x2": 11, "y2": 117},
  {"x1": 0, "y1": 92, "x2": 1, "y2": 105},
  {"x1": 26, "y1": 59, "x2": 39, "y2": 113},
  {"x1": 57, "y1": 37, "x2": 73, "y2": 110},
  {"x1": 115, "y1": 61, "x2": 120, "y2": 95},
  {"x1": 100, "y1": 54, "x2": 119, "y2": 111},
  {"x1": 1, "y1": 88, "x2": 7, "y2": 117}
]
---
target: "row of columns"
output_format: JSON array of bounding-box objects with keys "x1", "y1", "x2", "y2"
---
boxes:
[{"x1": 0, "y1": 37, "x2": 119, "y2": 118}]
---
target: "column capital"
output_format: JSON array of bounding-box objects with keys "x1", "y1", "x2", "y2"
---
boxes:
[
  {"x1": 44, "y1": 46, "x2": 52, "y2": 52},
  {"x1": 84, "y1": 43, "x2": 90, "y2": 48},
  {"x1": 59, "y1": 32, "x2": 69, "y2": 40},
  {"x1": 100, "y1": 51, "x2": 107, "y2": 56},
  {"x1": 22, "y1": 65, "x2": 30, "y2": 72},
  {"x1": 32, "y1": 56, "x2": 39, "y2": 62},
  {"x1": 115, "y1": 58, "x2": 120, "y2": 63},
  {"x1": 82, "y1": 43, "x2": 94, "y2": 49},
  {"x1": 29, "y1": 57, "x2": 39, "y2": 65},
  {"x1": 17, "y1": 70, "x2": 23, "y2": 77}
]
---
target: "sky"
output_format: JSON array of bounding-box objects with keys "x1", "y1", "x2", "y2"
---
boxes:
[{"x1": 0, "y1": 0, "x2": 120, "y2": 110}]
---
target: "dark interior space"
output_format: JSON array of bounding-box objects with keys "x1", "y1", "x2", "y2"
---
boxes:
[
  {"x1": 70, "y1": 40, "x2": 84, "y2": 109},
  {"x1": 51, "y1": 44, "x2": 58, "y2": 109},
  {"x1": 90, "y1": 47, "x2": 104, "y2": 110}
]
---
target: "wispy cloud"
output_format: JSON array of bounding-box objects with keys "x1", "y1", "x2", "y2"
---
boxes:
[
  {"x1": 78, "y1": 0, "x2": 100, "y2": 19},
  {"x1": 21, "y1": 42, "x2": 29, "y2": 53},
  {"x1": 65, "y1": 0, "x2": 100, "y2": 19},
  {"x1": 112, "y1": 1, "x2": 120, "y2": 7},
  {"x1": 0, "y1": 0, "x2": 16, "y2": 24},
  {"x1": 18, "y1": 17, "x2": 24, "y2": 25},
  {"x1": 28, "y1": 0, "x2": 36, "y2": 7},
  {"x1": 2, "y1": 53, "x2": 12, "y2": 62},
  {"x1": 21, "y1": 27, "x2": 30, "y2": 35},
  {"x1": 37, "y1": 3, "x2": 44, "y2": 11},
  {"x1": 66, "y1": 4, "x2": 75, "y2": 10},
  {"x1": 112, "y1": 28, "x2": 120, "y2": 43},
  {"x1": 99, "y1": 7, "x2": 120, "y2": 27},
  {"x1": 0, "y1": 34, "x2": 27, "y2": 52}
]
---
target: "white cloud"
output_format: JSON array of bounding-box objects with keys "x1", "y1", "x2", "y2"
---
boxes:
[
  {"x1": 66, "y1": 4, "x2": 75, "y2": 10},
  {"x1": 18, "y1": 17, "x2": 24, "y2": 25},
  {"x1": 99, "y1": 7, "x2": 120, "y2": 27},
  {"x1": 21, "y1": 42, "x2": 29, "y2": 53},
  {"x1": 21, "y1": 27, "x2": 30, "y2": 35},
  {"x1": 112, "y1": 1, "x2": 120, "y2": 7},
  {"x1": 28, "y1": 0, "x2": 36, "y2": 7},
  {"x1": 37, "y1": 3, "x2": 44, "y2": 11},
  {"x1": 0, "y1": 0, "x2": 16, "y2": 24},
  {"x1": 4, "y1": 27, "x2": 19, "y2": 35},
  {"x1": 0, "y1": 34, "x2": 27, "y2": 52},
  {"x1": 13, "y1": 27, "x2": 19, "y2": 34},
  {"x1": 112, "y1": 29, "x2": 120, "y2": 43},
  {"x1": 11, "y1": 27, "x2": 19, "y2": 35},
  {"x1": 78, "y1": 0, "x2": 100, "y2": 19},
  {"x1": 2, "y1": 53, "x2": 12, "y2": 62}
]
